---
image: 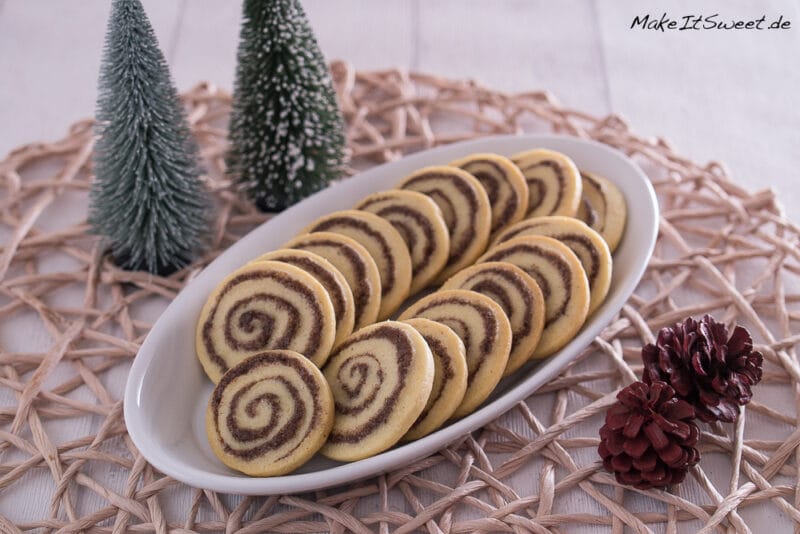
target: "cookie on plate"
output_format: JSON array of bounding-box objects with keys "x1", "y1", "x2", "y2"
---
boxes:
[
  {"x1": 284, "y1": 231, "x2": 382, "y2": 330},
  {"x1": 399, "y1": 289, "x2": 512, "y2": 419},
  {"x1": 442, "y1": 262, "x2": 545, "y2": 376},
  {"x1": 196, "y1": 261, "x2": 336, "y2": 383},
  {"x1": 511, "y1": 148, "x2": 582, "y2": 217},
  {"x1": 397, "y1": 166, "x2": 492, "y2": 282},
  {"x1": 401, "y1": 318, "x2": 468, "y2": 440},
  {"x1": 302, "y1": 210, "x2": 412, "y2": 320},
  {"x1": 320, "y1": 322, "x2": 434, "y2": 462},
  {"x1": 355, "y1": 189, "x2": 450, "y2": 294},
  {"x1": 478, "y1": 236, "x2": 589, "y2": 359},
  {"x1": 450, "y1": 153, "x2": 529, "y2": 234},
  {"x1": 576, "y1": 170, "x2": 627, "y2": 253},
  {"x1": 206, "y1": 350, "x2": 335, "y2": 476},
  {"x1": 251, "y1": 249, "x2": 355, "y2": 348},
  {"x1": 492, "y1": 216, "x2": 612, "y2": 315}
]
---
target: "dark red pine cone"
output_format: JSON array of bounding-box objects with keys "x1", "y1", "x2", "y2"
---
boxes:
[
  {"x1": 598, "y1": 380, "x2": 700, "y2": 490},
  {"x1": 641, "y1": 315, "x2": 763, "y2": 423}
]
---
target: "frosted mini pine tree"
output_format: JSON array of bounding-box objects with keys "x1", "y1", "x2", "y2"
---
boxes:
[
  {"x1": 89, "y1": 0, "x2": 210, "y2": 275},
  {"x1": 227, "y1": 0, "x2": 346, "y2": 212}
]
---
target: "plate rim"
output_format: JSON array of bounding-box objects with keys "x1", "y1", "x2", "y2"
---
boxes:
[{"x1": 123, "y1": 133, "x2": 658, "y2": 495}]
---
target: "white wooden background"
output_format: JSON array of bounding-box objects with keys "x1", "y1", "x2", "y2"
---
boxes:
[{"x1": 1, "y1": 0, "x2": 799, "y2": 531}]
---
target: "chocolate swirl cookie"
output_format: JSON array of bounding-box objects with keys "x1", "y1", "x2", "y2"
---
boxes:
[
  {"x1": 284, "y1": 231, "x2": 381, "y2": 330},
  {"x1": 478, "y1": 236, "x2": 590, "y2": 359},
  {"x1": 252, "y1": 249, "x2": 355, "y2": 348},
  {"x1": 401, "y1": 318, "x2": 468, "y2": 440},
  {"x1": 302, "y1": 210, "x2": 412, "y2": 320},
  {"x1": 399, "y1": 289, "x2": 512, "y2": 419},
  {"x1": 355, "y1": 189, "x2": 450, "y2": 294},
  {"x1": 196, "y1": 261, "x2": 337, "y2": 382},
  {"x1": 450, "y1": 153, "x2": 529, "y2": 234},
  {"x1": 577, "y1": 171, "x2": 627, "y2": 253},
  {"x1": 397, "y1": 166, "x2": 492, "y2": 282},
  {"x1": 442, "y1": 262, "x2": 545, "y2": 376},
  {"x1": 320, "y1": 322, "x2": 434, "y2": 462},
  {"x1": 492, "y1": 216, "x2": 612, "y2": 316},
  {"x1": 206, "y1": 350, "x2": 335, "y2": 476},
  {"x1": 511, "y1": 148, "x2": 582, "y2": 217}
]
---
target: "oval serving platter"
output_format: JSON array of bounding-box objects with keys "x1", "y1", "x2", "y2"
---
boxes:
[{"x1": 124, "y1": 134, "x2": 658, "y2": 495}]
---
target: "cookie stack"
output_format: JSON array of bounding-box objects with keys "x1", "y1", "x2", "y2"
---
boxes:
[{"x1": 198, "y1": 148, "x2": 627, "y2": 476}]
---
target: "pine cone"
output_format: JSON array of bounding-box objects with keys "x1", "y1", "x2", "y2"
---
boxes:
[
  {"x1": 641, "y1": 315, "x2": 763, "y2": 423},
  {"x1": 598, "y1": 381, "x2": 699, "y2": 490}
]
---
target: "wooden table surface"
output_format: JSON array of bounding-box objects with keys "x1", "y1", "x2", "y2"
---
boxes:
[{"x1": 1, "y1": 0, "x2": 798, "y2": 531}]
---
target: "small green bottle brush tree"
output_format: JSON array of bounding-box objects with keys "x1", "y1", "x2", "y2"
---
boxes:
[
  {"x1": 89, "y1": 0, "x2": 210, "y2": 275},
  {"x1": 227, "y1": 0, "x2": 347, "y2": 212}
]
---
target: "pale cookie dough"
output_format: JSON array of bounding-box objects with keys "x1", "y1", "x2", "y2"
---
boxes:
[
  {"x1": 399, "y1": 289, "x2": 512, "y2": 419},
  {"x1": 478, "y1": 236, "x2": 589, "y2": 359},
  {"x1": 450, "y1": 152, "x2": 529, "y2": 234},
  {"x1": 442, "y1": 262, "x2": 545, "y2": 376},
  {"x1": 196, "y1": 261, "x2": 336, "y2": 383},
  {"x1": 320, "y1": 321, "x2": 434, "y2": 462},
  {"x1": 401, "y1": 318, "x2": 468, "y2": 440},
  {"x1": 355, "y1": 189, "x2": 450, "y2": 294},
  {"x1": 511, "y1": 148, "x2": 582, "y2": 217},
  {"x1": 577, "y1": 170, "x2": 627, "y2": 253},
  {"x1": 252, "y1": 249, "x2": 356, "y2": 348},
  {"x1": 206, "y1": 350, "x2": 335, "y2": 476},
  {"x1": 397, "y1": 166, "x2": 492, "y2": 282},
  {"x1": 302, "y1": 210, "x2": 412, "y2": 320},
  {"x1": 284, "y1": 231, "x2": 381, "y2": 330},
  {"x1": 492, "y1": 216, "x2": 612, "y2": 316}
]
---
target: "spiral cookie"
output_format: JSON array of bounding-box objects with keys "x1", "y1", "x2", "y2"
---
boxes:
[
  {"x1": 206, "y1": 350, "x2": 335, "y2": 476},
  {"x1": 355, "y1": 190, "x2": 450, "y2": 294},
  {"x1": 397, "y1": 166, "x2": 492, "y2": 282},
  {"x1": 303, "y1": 210, "x2": 412, "y2": 320},
  {"x1": 196, "y1": 261, "x2": 336, "y2": 383},
  {"x1": 399, "y1": 289, "x2": 512, "y2": 419},
  {"x1": 450, "y1": 153, "x2": 528, "y2": 234},
  {"x1": 252, "y1": 250, "x2": 355, "y2": 348},
  {"x1": 492, "y1": 216, "x2": 612, "y2": 316},
  {"x1": 284, "y1": 232, "x2": 381, "y2": 330},
  {"x1": 442, "y1": 262, "x2": 545, "y2": 376},
  {"x1": 577, "y1": 171, "x2": 627, "y2": 253},
  {"x1": 511, "y1": 148, "x2": 582, "y2": 217},
  {"x1": 320, "y1": 322, "x2": 434, "y2": 462},
  {"x1": 478, "y1": 236, "x2": 589, "y2": 359},
  {"x1": 401, "y1": 318, "x2": 468, "y2": 440}
]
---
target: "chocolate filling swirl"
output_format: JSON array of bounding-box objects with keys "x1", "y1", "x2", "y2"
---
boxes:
[
  {"x1": 402, "y1": 173, "x2": 479, "y2": 266},
  {"x1": 461, "y1": 159, "x2": 520, "y2": 231},
  {"x1": 580, "y1": 172, "x2": 607, "y2": 232},
  {"x1": 210, "y1": 352, "x2": 323, "y2": 461},
  {"x1": 263, "y1": 253, "x2": 347, "y2": 324},
  {"x1": 201, "y1": 270, "x2": 324, "y2": 376},
  {"x1": 292, "y1": 237, "x2": 371, "y2": 325},
  {"x1": 311, "y1": 216, "x2": 397, "y2": 297},
  {"x1": 327, "y1": 324, "x2": 412, "y2": 444},
  {"x1": 413, "y1": 296, "x2": 498, "y2": 386},
  {"x1": 481, "y1": 243, "x2": 572, "y2": 327},
  {"x1": 519, "y1": 160, "x2": 565, "y2": 215},
  {"x1": 413, "y1": 335, "x2": 455, "y2": 424},
  {"x1": 462, "y1": 267, "x2": 535, "y2": 342},
  {"x1": 365, "y1": 205, "x2": 436, "y2": 273}
]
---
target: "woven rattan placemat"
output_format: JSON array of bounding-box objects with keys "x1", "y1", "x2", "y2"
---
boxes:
[{"x1": 1, "y1": 62, "x2": 799, "y2": 533}]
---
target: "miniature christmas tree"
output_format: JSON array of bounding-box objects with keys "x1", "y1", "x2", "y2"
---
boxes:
[
  {"x1": 89, "y1": 0, "x2": 210, "y2": 275},
  {"x1": 227, "y1": 0, "x2": 346, "y2": 212}
]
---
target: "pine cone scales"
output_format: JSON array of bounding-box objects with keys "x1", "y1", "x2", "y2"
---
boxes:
[
  {"x1": 642, "y1": 315, "x2": 763, "y2": 422},
  {"x1": 599, "y1": 381, "x2": 699, "y2": 490}
]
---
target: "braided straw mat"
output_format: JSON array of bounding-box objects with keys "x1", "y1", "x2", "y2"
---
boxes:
[{"x1": 1, "y1": 61, "x2": 799, "y2": 534}]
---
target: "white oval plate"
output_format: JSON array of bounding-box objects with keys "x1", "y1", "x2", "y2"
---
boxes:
[{"x1": 124, "y1": 134, "x2": 658, "y2": 495}]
